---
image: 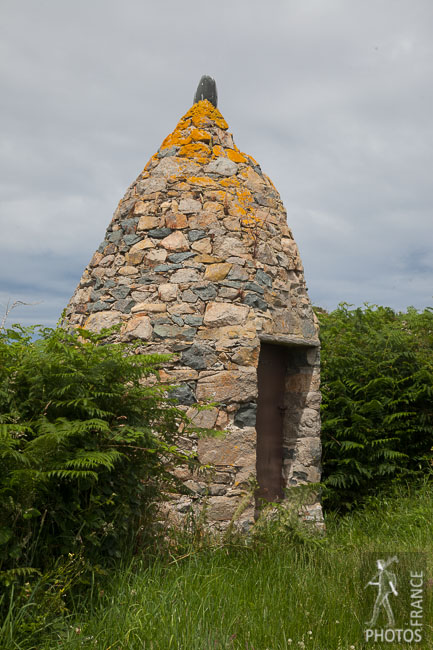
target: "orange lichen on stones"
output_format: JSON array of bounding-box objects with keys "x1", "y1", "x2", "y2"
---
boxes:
[
  {"x1": 190, "y1": 128, "x2": 212, "y2": 142},
  {"x1": 207, "y1": 190, "x2": 226, "y2": 202},
  {"x1": 212, "y1": 144, "x2": 225, "y2": 158},
  {"x1": 219, "y1": 177, "x2": 240, "y2": 188},
  {"x1": 178, "y1": 142, "x2": 211, "y2": 164},
  {"x1": 226, "y1": 149, "x2": 247, "y2": 164},
  {"x1": 182, "y1": 100, "x2": 228, "y2": 130},
  {"x1": 187, "y1": 176, "x2": 218, "y2": 188}
]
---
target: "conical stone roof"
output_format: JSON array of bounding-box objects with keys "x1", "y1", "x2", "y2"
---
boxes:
[
  {"x1": 65, "y1": 99, "x2": 318, "y2": 344},
  {"x1": 64, "y1": 94, "x2": 322, "y2": 530}
]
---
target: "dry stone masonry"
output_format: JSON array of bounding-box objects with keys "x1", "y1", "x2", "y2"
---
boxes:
[{"x1": 64, "y1": 81, "x2": 323, "y2": 531}]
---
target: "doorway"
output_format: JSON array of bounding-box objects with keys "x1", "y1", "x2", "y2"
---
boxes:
[{"x1": 255, "y1": 342, "x2": 288, "y2": 506}]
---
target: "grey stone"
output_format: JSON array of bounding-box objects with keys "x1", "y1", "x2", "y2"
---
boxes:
[
  {"x1": 255, "y1": 269, "x2": 272, "y2": 288},
  {"x1": 114, "y1": 299, "x2": 135, "y2": 313},
  {"x1": 110, "y1": 286, "x2": 131, "y2": 300},
  {"x1": 181, "y1": 290, "x2": 198, "y2": 303},
  {"x1": 103, "y1": 279, "x2": 116, "y2": 289},
  {"x1": 188, "y1": 229, "x2": 207, "y2": 242},
  {"x1": 169, "y1": 384, "x2": 196, "y2": 405},
  {"x1": 90, "y1": 289, "x2": 104, "y2": 301},
  {"x1": 98, "y1": 240, "x2": 110, "y2": 253},
  {"x1": 167, "y1": 252, "x2": 196, "y2": 263},
  {"x1": 301, "y1": 319, "x2": 317, "y2": 338},
  {"x1": 108, "y1": 231, "x2": 123, "y2": 244},
  {"x1": 154, "y1": 264, "x2": 182, "y2": 272},
  {"x1": 153, "y1": 323, "x2": 182, "y2": 338},
  {"x1": 184, "y1": 315, "x2": 203, "y2": 326},
  {"x1": 179, "y1": 198, "x2": 202, "y2": 213},
  {"x1": 254, "y1": 192, "x2": 276, "y2": 207},
  {"x1": 218, "y1": 287, "x2": 239, "y2": 299},
  {"x1": 137, "y1": 177, "x2": 167, "y2": 194},
  {"x1": 123, "y1": 234, "x2": 141, "y2": 246},
  {"x1": 244, "y1": 282, "x2": 264, "y2": 295},
  {"x1": 171, "y1": 268, "x2": 201, "y2": 283},
  {"x1": 88, "y1": 301, "x2": 110, "y2": 313},
  {"x1": 138, "y1": 274, "x2": 156, "y2": 285},
  {"x1": 234, "y1": 403, "x2": 257, "y2": 428},
  {"x1": 227, "y1": 266, "x2": 249, "y2": 282},
  {"x1": 221, "y1": 280, "x2": 242, "y2": 289},
  {"x1": 120, "y1": 215, "x2": 139, "y2": 226},
  {"x1": 147, "y1": 228, "x2": 172, "y2": 239},
  {"x1": 118, "y1": 198, "x2": 136, "y2": 217},
  {"x1": 243, "y1": 293, "x2": 268, "y2": 311},
  {"x1": 205, "y1": 157, "x2": 237, "y2": 177},
  {"x1": 157, "y1": 146, "x2": 179, "y2": 158},
  {"x1": 209, "y1": 485, "x2": 227, "y2": 496},
  {"x1": 193, "y1": 284, "x2": 217, "y2": 301},
  {"x1": 181, "y1": 343, "x2": 215, "y2": 370},
  {"x1": 171, "y1": 315, "x2": 184, "y2": 326}
]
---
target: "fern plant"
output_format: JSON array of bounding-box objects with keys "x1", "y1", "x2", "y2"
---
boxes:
[
  {"x1": 0, "y1": 324, "x2": 200, "y2": 579},
  {"x1": 317, "y1": 304, "x2": 433, "y2": 510}
]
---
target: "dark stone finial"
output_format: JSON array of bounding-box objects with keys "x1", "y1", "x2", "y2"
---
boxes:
[{"x1": 194, "y1": 75, "x2": 218, "y2": 107}]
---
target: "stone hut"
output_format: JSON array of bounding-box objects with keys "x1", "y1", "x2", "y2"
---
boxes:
[{"x1": 64, "y1": 78, "x2": 322, "y2": 530}]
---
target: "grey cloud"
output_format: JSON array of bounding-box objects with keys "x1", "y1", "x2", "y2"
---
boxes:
[{"x1": 1, "y1": 0, "x2": 432, "y2": 327}]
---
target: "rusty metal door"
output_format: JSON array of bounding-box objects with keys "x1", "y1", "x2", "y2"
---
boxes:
[{"x1": 255, "y1": 342, "x2": 287, "y2": 506}]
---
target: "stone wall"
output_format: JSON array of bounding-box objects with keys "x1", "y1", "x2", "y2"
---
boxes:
[{"x1": 64, "y1": 99, "x2": 322, "y2": 531}]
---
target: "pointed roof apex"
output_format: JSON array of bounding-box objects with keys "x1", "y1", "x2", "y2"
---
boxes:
[{"x1": 194, "y1": 75, "x2": 218, "y2": 107}]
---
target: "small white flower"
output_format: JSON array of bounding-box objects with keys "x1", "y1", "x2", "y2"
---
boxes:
[{"x1": 308, "y1": 630, "x2": 313, "y2": 635}]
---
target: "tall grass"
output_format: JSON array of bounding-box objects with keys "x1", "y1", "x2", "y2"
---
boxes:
[{"x1": 2, "y1": 483, "x2": 432, "y2": 650}]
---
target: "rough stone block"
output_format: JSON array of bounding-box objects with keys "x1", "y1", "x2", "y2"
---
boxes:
[
  {"x1": 198, "y1": 429, "x2": 256, "y2": 467},
  {"x1": 204, "y1": 263, "x2": 232, "y2": 281},
  {"x1": 196, "y1": 368, "x2": 257, "y2": 402},
  {"x1": 158, "y1": 283, "x2": 178, "y2": 301},
  {"x1": 203, "y1": 302, "x2": 249, "y2": 327},
  {"x1": 121, "y1": 315, "x2": 152, "y2": 341},
  {"x1": 85, "y1": 310, "x2": 123, "y2": 333},
  {"x1": 160, "y1": 231, "x2": 190, "y2": 252}
]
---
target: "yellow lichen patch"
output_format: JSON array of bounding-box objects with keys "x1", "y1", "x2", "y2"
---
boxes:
[
  {"x1": 182, "y1": 100, "x2": 229, "y2": 130},
  {"x1": 226, "y1": 149, "x2": 247, "y2": 164},
  {"x1": 212, "y1": 144, "x2": 225, "y2": 158},
  {"x1": 190, "y1": 128, "x2": 212, "y2": 142},
  {"x1": 219, "y1": 177, "x2": 240, "y2": 188},
  {"x1": 236, "y1": 188, "x2": 254, "y2": 207},
  {"x1": 206, "y1": 190, "x2": 226, "y2": 202},
  {"x1": 214, "y1": 116, "x2": 228, "y2": 129},
  {"x1": 230, "y1": 204, "x2": 247, "y2": 218},
  {"x1": 187, "y1": 176, "x2": 218, "y2": 188},
  {"x1": 178, "y1": 142, "x2": 211, "y2": 164},
  {"x1": 170, "y1": 181, "x2": 190, "y2": 191}
]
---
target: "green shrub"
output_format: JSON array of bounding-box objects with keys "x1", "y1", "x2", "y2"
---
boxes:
[
  {"x1": 0, "y1": 324, "x2": 196, "y2": 579},
  {"x1": 318, "y1": 304, "x2": 433, "y2": 510}
]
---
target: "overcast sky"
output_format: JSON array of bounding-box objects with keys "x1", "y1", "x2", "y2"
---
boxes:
[{"x1": 1, "y1": 0, "x2": 432, "y2": 328}]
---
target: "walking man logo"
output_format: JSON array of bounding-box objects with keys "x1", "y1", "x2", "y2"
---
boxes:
[{"x1": 365, "y1": 556, "x2": 399, "y2": 628}]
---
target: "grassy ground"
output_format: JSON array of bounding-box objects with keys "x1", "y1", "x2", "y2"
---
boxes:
[{"x1": 2, "y1": 484, "x2": 432, "y2": 650}]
